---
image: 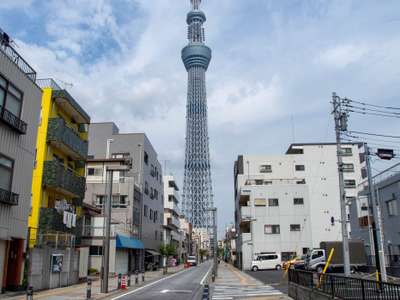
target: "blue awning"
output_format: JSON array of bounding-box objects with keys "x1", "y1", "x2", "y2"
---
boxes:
[{"x1": 116, "y1": 235, "x2": 144, "y2": 249}]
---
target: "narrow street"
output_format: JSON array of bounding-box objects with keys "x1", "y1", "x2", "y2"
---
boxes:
[{"x1": 111, "y1": 261, "x2": 212, "y2": 300}]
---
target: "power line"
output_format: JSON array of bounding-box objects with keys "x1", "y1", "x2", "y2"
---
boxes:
[
  {"x1": 343, "y1": 98, "x2": 400, "y2": 111},
  {"x1": 348, "y1": 130, "x2": 400, "y2": 139},
  {"x1": 345, "y1": 109, "x2": 400, "y2": 119},
  {"x1": 342, "y1": 103, "x2": 400, "y2": 116}
]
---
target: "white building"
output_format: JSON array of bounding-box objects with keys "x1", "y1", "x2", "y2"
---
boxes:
[
  {"x1": 234, "y1": 143, "x2": 367, "y2": 270},
  {"x1": 162, "y1": 176, "x2": 181, "y2": 259}
]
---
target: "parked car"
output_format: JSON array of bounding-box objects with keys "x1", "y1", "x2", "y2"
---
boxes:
[
  {"x1": 251, "y1": 253, "x2": 282, "y2": 271},
  {"x1": 187, "y1": 255, "x2": 197, "y2": 266},
  {"x1": 282, "y1": 255, "x2": 307, "y2": 270}
]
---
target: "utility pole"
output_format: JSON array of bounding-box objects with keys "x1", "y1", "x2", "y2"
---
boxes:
[
  {"x1": 365, "y1": 144, "x2": 387, "y2": 282},
  {"x1": 212, "y1": 208, "x2": 218, "y2": 277},
  {"x1": 332, "y1": 92, "x2": 351, "y2": 276},
  {"x1": 101, "y1": 168, "x2": 113, "y2": 293}
]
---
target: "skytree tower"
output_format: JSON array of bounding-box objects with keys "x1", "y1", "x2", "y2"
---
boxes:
[{"x1": 182, "y1": 0, "x2": 213, "y2": 230}]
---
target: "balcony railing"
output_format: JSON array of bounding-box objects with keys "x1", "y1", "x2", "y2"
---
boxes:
[
  {"x1": 0, "y1": 30, "x2": 37, "y2": 82},
  {"x1": 167, "y1": 217, "x2": 180, "y2": 229},
  {"x1": 47, "y1": 118, "x2": 88, "y2": 159},
  {"x1": 0, "y1": 187, "x2": 18, "y2": 205},
  {"x1": 42, "y1": 160, "x2": 86, "y2": 198},
  {"x1": 0, "y1": 105, "x2": 27, "y2": 134}
]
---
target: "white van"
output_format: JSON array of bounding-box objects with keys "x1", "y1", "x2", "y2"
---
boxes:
[{"x1": 251, "y1": 253, "x2": 282, "y2": 271}]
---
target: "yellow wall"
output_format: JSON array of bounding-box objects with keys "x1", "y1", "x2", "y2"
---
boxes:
[{"x1": 29, "y1": 87, "x2": 88, "y2": 247}]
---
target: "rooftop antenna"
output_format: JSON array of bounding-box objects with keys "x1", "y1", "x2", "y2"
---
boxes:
[
  {"x1": 291, "y1": 115, "x2": 296, "y2": 143},
  {"x1": 55, "y1": 78, "x2": 73, "y2": 90},
  {"x1": 191, "y1": 0, "x2": 201, "y2": 10}
]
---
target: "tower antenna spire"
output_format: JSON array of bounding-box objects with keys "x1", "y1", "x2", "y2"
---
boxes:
[{"x1": 191, "y1": 0, "x2": 201, "y2": 10}]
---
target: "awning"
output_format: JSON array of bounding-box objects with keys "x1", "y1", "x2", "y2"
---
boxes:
[
  {"x1": 116, "y1": 235, "x2": 144, "y2": 249},
  {"x1": 145, "y1": 249, "x2": 160, "y2": 257}
]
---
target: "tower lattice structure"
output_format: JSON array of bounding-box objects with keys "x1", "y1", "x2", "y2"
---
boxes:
[{"x1": 182, "y1": 0, "x2": 213, "y2": 230}]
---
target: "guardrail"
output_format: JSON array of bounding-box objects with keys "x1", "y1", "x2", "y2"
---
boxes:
[{"x1": 288, "y1": 269, "x2": 400, "y2": 299}]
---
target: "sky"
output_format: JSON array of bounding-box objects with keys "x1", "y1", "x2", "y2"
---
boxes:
[{"x1": 1, "y1": 0, "x2": 400, "y2": 237}]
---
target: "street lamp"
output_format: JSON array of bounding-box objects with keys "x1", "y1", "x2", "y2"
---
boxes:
[{"x1": 207, "y1": 207, "x2": 218, "y2": 277}]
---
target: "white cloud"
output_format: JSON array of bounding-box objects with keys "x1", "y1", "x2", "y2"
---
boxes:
[
  {"x1": 0, "y1": 0, "x2": 33, "y2": 9},
  {"x1": 316, "y1": 44, "x2": 370, "y2": 69}
]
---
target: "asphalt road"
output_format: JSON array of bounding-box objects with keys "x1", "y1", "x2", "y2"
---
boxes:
[
  {"x1": 245, "y1": 269, "x2": 289, "y2": 294},
  {"x1": 112, "y1": 261, "x2": 212, "y2": 300}
]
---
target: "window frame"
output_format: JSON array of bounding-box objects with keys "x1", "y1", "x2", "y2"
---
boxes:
[
  {"x1": 293, "y1": 198, "x2": 304, "y2": 205},
  {"x1": 0, "y1": 152, "x2": 14, "y2": 192},
  {"x1": 0, "y1": 73, "x2": 24, "y2": 119},
  {"x1": 295, "y1": 165, "x2": 305, "y2": 171},
  {"x1": 268, "y1": 198, "x2": 279, "y2": 207},
  {"x1": 290, "y1": 224, "x2": 301, "y2": 232},
  {"x1": 264, "y1": 224, "x2": 280, "y2": 234}
]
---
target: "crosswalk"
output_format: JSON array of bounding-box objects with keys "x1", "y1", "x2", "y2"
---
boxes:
[{"x1": 211, "y1": 284, "x2": 282, "y2": 299}]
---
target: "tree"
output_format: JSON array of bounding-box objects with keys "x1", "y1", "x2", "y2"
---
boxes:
[
  {"x1": 159, "y1": 244, "x2": 177, "y2": 274},
  {"x1": 199, "y1": 249, "x2": 208, "y2": 262}
]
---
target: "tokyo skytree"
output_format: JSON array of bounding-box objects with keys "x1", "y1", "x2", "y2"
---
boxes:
[{"x1": 181, "y1": 0, "x2": 213, "y2": 229}]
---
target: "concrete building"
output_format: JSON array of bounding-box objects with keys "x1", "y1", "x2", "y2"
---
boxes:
[
  {"x1": 83, "y1": 157, "x2": 144, "y2": 275},
  {"x1": 162, "y1": 175, "x2": 181, "y2": 262},
  {"x1": 28, "y1": 78, "x2": 90, "y2": 290},
  {"x1": 0, "y1": 29, "x2": 42, "y2": 292},
  {"x1": 87, "y1": 122, "x2": 164, "y2": 269},
  {"x1": 350, "y1": 162, "x2": 400, "y2": 268},
  {"x1": 224, "y1": 224, "x2": 237, "y2": 265},
  {"x1": 234, "y1": 143, "x2": 367, "y2": 270}
]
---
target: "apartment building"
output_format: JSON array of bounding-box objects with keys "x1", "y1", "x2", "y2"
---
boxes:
[
  {"x1": 28, "y1": 78, "x2": 90, "y2": 289},
  {"x1": 350, "y1": 163, "x2": 400, "y2": 267},
  {"x1": 234, "y1": 143, "x2": 366, "y2": 270},
  {"x1": 84, "y1": 157, "x2": 144, "y2": 274},
  {"x1": 87, "y1": 122, "x2": 164, "y2": 269},
  {"x1": 163, "y1": 175, "x2": 181, "y2": 249},
  {"x1": 0, "y1": 29, "x2": 42, "y2": 292}
]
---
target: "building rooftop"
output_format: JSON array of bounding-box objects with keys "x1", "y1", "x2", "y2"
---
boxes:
[{"x1": 0, "y1": 28, "x2": 37, "y2": 82}]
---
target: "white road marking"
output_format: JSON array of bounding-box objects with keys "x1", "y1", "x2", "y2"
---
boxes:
[
  {"x1": 200, "y1": 264, "x2": 213, "y2": 285},
  {"x1": 160, "y1": 289, "x2": 169, "y2": 293}
]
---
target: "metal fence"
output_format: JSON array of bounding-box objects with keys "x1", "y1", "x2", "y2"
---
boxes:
[{"x1": 288, "y1": 269, "x2": 400, "y2": 299}]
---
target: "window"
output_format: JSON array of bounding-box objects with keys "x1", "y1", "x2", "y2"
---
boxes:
[
  {"x1": 144, "y1": 182, "x2": 149, "y2": 195},
  {"x1": 290, "y1": 224, "x2": 301, "y2": 231},
  {"x1": 89, "y1": 246, "x2": 103, "y2": 256},
  {"x1": 111, "y1": 153, "x2": 129, "y2": 158},
  {"x1": 154, "y1": 211, "x2": 158, "y2": 223},
  {"x1": 259, "y1": 165, "x2": 272, "y2": 173},
  {"x1": 112, "y1": 195, "x2": 127, "y2": 208},
  {"x1": 150, "y1": 209, "x2": 153, "y2": 220},
  {"x1": 254, "y1": 198, "x2": 266, "y2": 206},
  {"x1": 0, "y1": 154, "x2": 14, "y2": 191},
  {"x1": 311, "y1": 250, "x2": 324, "y2": 259},
  {"x1": 0, "y1": 75, "x2": 23, "y2": 118},
  {"x1": 144, "y1": 205, "x2": 148, "y2": 217},
  {"x1": 94, "y1": 195, "x2": 105, "y2": 207},
  {"x1": 155, "y1": 230, "x2": 158, "y2": 240},
  {"x1": 342, "y1": 163, "x2": 354, "y2": 172},
  {"x1": 293, "y1": 198, "x2": 304, "y2": 205},
  {"x1": 295, "y1": 165, "x2": 305, "y2": 171},
  {"x1": 255, "y1": 179, "x2": 263, "y2": 185},
  {"x1": 144, "y1": 151, "x2": 149, "y2": 165},
  {"x1": 345, "y1": 196, "x2": 356, "y2": 204},
  {"x1": 342, "y1": 147, "x2": 353, "y2": 156},
  {"x1": 264, "y1": 225, "x2": 280, "y2": 234},
  {"x1": 268, "y1": 198, "x2": 279, "y2": 207},
  {"x1": 344, "y1": 179, "x2": 356, "y2": 188},
  {"x1": 387, "y1": 199, "x2": 398, "y2": 216},
  {"x1": 87, "y1": 167, "x2": 103, "y2": 176},
  {"x1": 169, "y1": 181, "x2": 175, "y2": 188},
  {"x1": 296, "y1": 179, "x2": 306, "y2": 184}
]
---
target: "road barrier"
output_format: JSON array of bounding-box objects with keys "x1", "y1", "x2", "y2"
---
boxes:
[
  {"x1": 86, "y1": 278, "x2": 91, "y2": 299},
  {"x1": 202, "y1": 284, "x2": 210, "y2": 300},
  {"x1": 289, "y1": 269, "x2": 400, "y2": 299}
]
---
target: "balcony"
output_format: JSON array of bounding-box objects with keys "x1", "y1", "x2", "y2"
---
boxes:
[
  {"x1": 47, "y1": 118, "x2": 88, "y2": 160},
  {"x1": 52, "y1": 89, "x2": 90, "y2": 124},
  {"x1": 0, "y1": 105, "x2": 27, "y2": 134},
  {"x1": 240, "y1": 207, "x2": 251, "y2": 219},
  {"x1": 42, "y1": 160, "x2": 86, "y2": 198},
  {"x1": 167, "y1": 217, "x2": 180, "y2": 229},
  {"x1": 0, "y1": 187, "x2": 18, "y2": 205}
]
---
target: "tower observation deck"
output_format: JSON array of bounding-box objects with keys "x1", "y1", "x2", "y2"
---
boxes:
[{"x1": 181, "y1": 0, "x2": 213, "y2": 230}]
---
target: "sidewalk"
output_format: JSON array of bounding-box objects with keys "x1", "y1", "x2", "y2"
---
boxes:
[
  {"x1": 0, "y1": 265, "x2": 184, "y2": 300},
  {"x1": 210, "y1": 262, "x2": 292, "y2": 300}
]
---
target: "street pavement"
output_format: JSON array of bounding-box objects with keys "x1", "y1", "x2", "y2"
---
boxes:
[
  {"x1": 110, "y1": 261, "x2": 213, "y2": 300},
  {"x1": 211, "y1": 262, "x2": 291, "y2": 300},
  {"x1": 245, "y1": 269, "x2": 289, "y2": 294}
]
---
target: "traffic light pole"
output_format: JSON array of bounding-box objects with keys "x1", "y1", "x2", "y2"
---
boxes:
[{"x1": 332, "y1": 92, "x2": 351, "y2": 276}]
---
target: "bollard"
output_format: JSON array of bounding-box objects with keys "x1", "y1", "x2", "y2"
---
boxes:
[
  {"x1": 26, "y1": 286, "x2": 34, "y2": 300},
  {"x1": 86, "y1": 278, "x2": 92, "y2": 300},
  {"x1": 127, "y1": 273, "x2": 131, "y2": 287},
  {"x1": 142, "y1": 272, "x2": 145, "y2": 283},
  {"x1": 202, "y1": 284, "x2": 210, "y2": 300},
  {"x1": 118, "y1": 273, "x2": 122, "y2": 289}
]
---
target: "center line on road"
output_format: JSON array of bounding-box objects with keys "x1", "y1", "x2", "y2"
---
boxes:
[{"x1": 200, "y1": 263, "x2": 213, "y2": 285}]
